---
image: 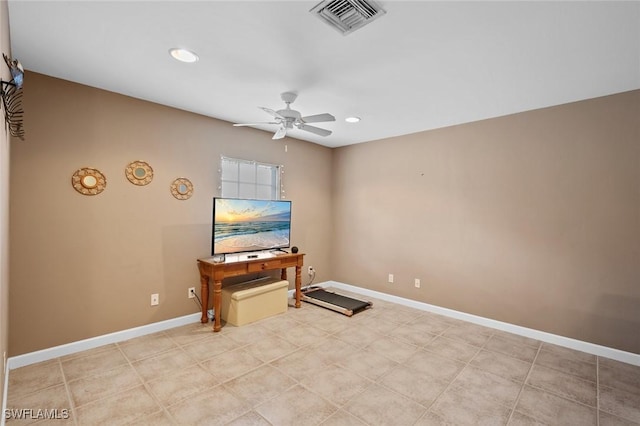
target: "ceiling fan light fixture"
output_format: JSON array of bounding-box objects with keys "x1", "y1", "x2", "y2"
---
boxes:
[
  {"x1": 345, "y1": 116, "x2": 361, "y2": 123},
  {"x1": 169, "y1": 48, "x2": 199, "y2": 63}
]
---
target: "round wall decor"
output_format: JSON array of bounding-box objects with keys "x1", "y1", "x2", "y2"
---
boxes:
[
  {"x1": 170, "y1": 177, "x2": 194, "y2": 200},
  {"x1": 72, "y1": 167, "x2": 106, "y2": 196},
  {"x1": 125, "y1": 160, "x2": 153, "y2": 186}
]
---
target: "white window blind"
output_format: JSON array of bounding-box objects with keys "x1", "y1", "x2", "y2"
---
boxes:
[{"x1": 219, "y1": 156, "x2": 283, "y2": 200}]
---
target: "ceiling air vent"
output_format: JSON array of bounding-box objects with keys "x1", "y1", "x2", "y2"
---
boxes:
[{"x1": 310, "y1": 0, "x2": 386, "y2": 36}]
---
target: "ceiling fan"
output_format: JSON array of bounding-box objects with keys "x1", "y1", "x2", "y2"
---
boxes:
[{"x1": 233, "y1": 92, "x2": 335, "y2": 140}]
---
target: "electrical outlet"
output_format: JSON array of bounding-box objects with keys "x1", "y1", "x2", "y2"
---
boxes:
[
  {"x1": 151, "y1": 293, "x2": 159, "y2": 306},
  {"x1": 188, "y1": 287, "x2": 196, "y2": 299},
  {"x1": 308, "y1": 266, "x2": 314, "y2": 275},
  {"x1": 388, "y1": 274, "x2": 394, "y2": 283},
  {"x1": 414, "y1": 278, "x2": 421, "y2": 288}
]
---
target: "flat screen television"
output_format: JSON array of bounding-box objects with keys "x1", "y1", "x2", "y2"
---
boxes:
[{"x1": 211, "y1": 197, "x2": 292, "y2": 256}]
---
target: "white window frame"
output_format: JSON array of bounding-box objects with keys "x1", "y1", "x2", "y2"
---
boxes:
[{"x1": 219, "y1": 156, "x2": 284, "y2": 200}]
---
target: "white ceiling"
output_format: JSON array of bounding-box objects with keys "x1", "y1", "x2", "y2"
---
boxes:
[{"x1": 7, "y1": 1, "x2": 640, "y2": 148}]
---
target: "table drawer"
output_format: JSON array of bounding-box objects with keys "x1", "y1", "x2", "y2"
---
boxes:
[{"x1": 247, "y1": 260, "x2": 282, "y2": 272}]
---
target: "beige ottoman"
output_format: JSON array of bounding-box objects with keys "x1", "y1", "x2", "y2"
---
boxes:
[{"x1": 221, "y1": 278, "x2": 289, "y2": 326}]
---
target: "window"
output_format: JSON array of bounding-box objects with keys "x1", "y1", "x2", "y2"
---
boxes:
[{"x1": 219, "y1": 156, "x2": 283, "y2": 200}]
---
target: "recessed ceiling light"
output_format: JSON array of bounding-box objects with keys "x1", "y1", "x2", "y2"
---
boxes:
[
  {"x1": 169, "y1": 48, "x2": 199, "y2": 63},
  {"x1": 345, "y1": 116, "x2": 361, "y2": 123}
]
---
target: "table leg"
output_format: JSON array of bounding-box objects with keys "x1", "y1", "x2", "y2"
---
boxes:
[
  {"x1": 213, "y1": 279, "x2": 222, "y2": 332},
  {"x1": 200, "y1": 275, "x2": 209, "y2": 324},
  {"x1": 295, "y1": 265, "x2": 302, "y2": 308}
]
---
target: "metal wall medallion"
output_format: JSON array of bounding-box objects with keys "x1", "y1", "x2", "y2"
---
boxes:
[
  {"x1": 170, "y1": 177, "x2": 193, "y2": 200},
  {"x1": 125, "y1": 160, "x2": 153, "y2": 186},
  {"x1": 72, "y1": 167, "x2": 106, "y2": 196}
]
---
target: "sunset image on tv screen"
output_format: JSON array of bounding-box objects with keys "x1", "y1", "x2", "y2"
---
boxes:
[{"x1": 213, "y1": 198, "x2": 291, "y2": 254}]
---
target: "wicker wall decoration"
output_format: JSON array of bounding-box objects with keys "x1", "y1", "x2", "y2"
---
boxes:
[
  {"x1": 72, "y1": 167, "x2": 106, "y2": 196},
  {"x1": 125, "y1": 160, "x2": 153, "y2": 186},
  {"x1": 170, "y1": 177, "x2": 193, "y2": 200},
  {"x1": 1, "y1": 54, "x2": 25, "y2": 140}
]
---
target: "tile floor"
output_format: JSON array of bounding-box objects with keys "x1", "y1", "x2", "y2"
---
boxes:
[{"x1": 6, "y1": 289, "x2": 640, "y2": 425}]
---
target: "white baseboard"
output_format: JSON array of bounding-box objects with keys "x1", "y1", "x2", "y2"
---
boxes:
[
  {"x1": 6, "y1": 313, "x2": 202, "y2": 370},
  {"x1": 316, "y1": 281, "x2": 640, "y2": 367},
  {"x1": 2, "y1": 355, "x2": 8, "y2": 426}
]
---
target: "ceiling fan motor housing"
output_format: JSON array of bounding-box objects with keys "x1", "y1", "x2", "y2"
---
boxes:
[
  {"x1": 277, "y1": 92, "x2": 302, "y2": 128},
  {"x1": 277, "y1": 108, "x2": 301, "y2": 120}
]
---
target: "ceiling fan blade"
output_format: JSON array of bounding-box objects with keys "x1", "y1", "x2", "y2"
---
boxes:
[
  {"x1": 296, "y1": 123, "x2": 332, "y2": 137},
  {"x1": 272, "y1": 126, "x2": 287, "y2": 140},
  {"x1": 259, "y1": 107, "x2": 284, "y2": 119},
  {"x1": 233, "y1": 122, "x2": 279, "y2": 127},
  {"x1": 300, "y1": 113, "x2": 335, "y2": 123}
]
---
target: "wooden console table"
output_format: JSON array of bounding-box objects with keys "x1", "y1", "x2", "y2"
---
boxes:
[{"x1": 197, "y1": 253, "x2": 304, "y2": 332}]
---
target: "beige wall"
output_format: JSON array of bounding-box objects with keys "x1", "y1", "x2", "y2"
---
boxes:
[
  {"x1": 9, "y1": 72, "x2": 333, "y2": 356},
  {"x1": 332, "y1": 90, "x2": 640, "y2": 354},
  {"x1": 8, "y1": 72, "x2": 639, "y2": 358},
  {"x1": 1, "y1": 0, "x2": 12, "y2": 402}
]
